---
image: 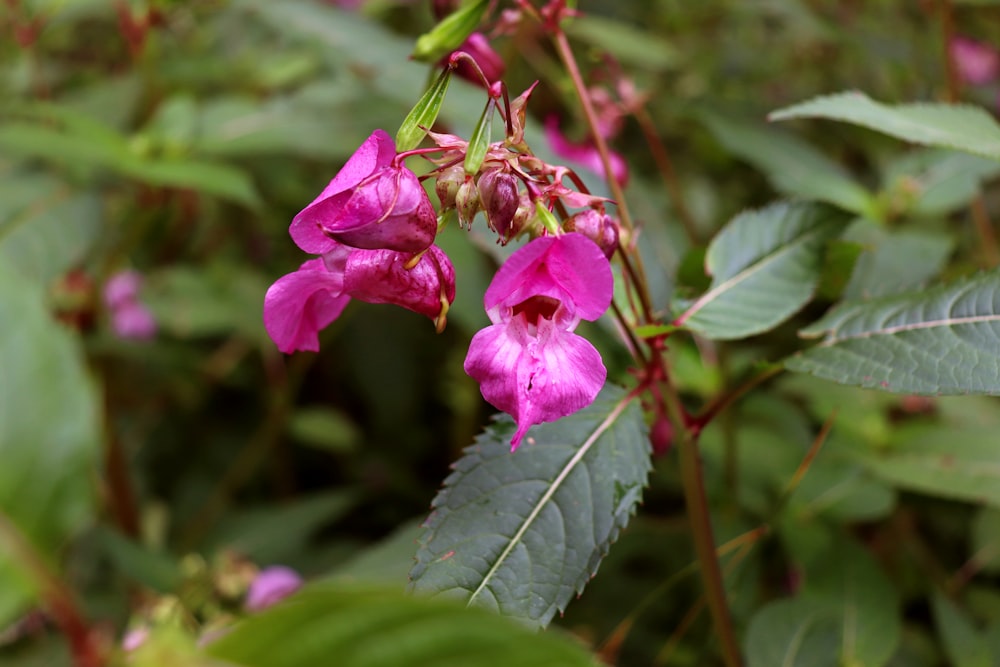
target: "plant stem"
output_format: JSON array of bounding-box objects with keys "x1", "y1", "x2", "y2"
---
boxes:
[
  {"x1": 0, "y1": 512, "x2": 103, "y2": 667},
  {"x1": 658, "y1": 355, "x2": 742, "y2": 667}
]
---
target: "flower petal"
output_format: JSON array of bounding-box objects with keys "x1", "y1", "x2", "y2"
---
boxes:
[
  {"x1": 330, "y1": 169, "x2": 437, "y2": 252},
  {"x1": 344, "y1": 245, "x2": 455, "y2": 320},
  {"x1": 484, "y1": 233, "x2": 613, "y2": 324},
  {"x1": 263, "y1": 258, "x2": 350, "y2": 353},
  {"x1": 464, "y1": 316, "x2": 606, "y2": 450}
]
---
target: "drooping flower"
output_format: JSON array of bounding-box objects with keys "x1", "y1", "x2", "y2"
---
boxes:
[
  {"x1": 950, "y1": 37, "x2": 999, "y2": 86},
  {"x1": 289, "y1": 129, "x2": 438, "y2": 254},
  {"x1": 103, "y1": 270, "x2": 157, "y2": 341},
  {"x1": 464, "y1": 233, "x2": 614, "y2": 449},
  {"x1": 263, "y1": 243, "x2": 455, "y2": 353},
  {"x1": 245, "y1": 566, "x2": 302, "y2": 612}
]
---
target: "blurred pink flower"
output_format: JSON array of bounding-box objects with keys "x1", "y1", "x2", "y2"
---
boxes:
[
  {"x1": 544, "y1": 115, "x2": 628, "y2": 186},
  {"x1": 464, "y1": 233, "x2": 613, "y2": 450},
  {"x1": 103, "y1": 270, "x2": 156, "y2": 341},
  {"x1": 245, "y1": 566, "x2": 302, "y2": 612},
  {"x1": 950, "y1": 37, "x2": 999, "y2": 86}
]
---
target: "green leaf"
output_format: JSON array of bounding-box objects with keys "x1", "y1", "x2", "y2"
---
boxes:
[
  {"x1": 565, "y1": 15, "x2": 678, "y2": 70},
  {"x1": 881, "y1": 149, "x2": 1000, "y2": 218},
  {"x1": 0, "y1": 265, "x2": 100, "y2": 627},
  {"x1": 0, "y1": 173, "x2": 102, "y2": 285},
  {"x1": 396, "y1": 67, "x2": 452, "y2": 152},
  {"x1": 971, "y1": 508, "x2": 1000, "y2": 575},
  {"x1": 675, "y1": 201, "x2": 846, "y2": 340},
  {"x1": 464, "y1": 98, "x2": 494, "y2": 175},
  {"x1": 770, "y1": 92, "x2": 1000, "y2": 160},
  {"x1": 411, "y1": 0, "x2": 490, "y2": 63},
  {"x1": 119, "y1": 158, "x2": 261, "y2": 208},
  {"x1": 786, "y1": 270, "x2": 1000, "y2": 394},
  {"x1": 841, "y1": 219, "x2": 954, "y2": 300},
  {"x1": 858, "y1": 425, "x2": 1000, "y2": 507},
  {"x1": 205, "y1": 584, "x2": 597, "y2": 667},
  {"x1": 700, "y1": 112, "x2": 876, "y2": 216},
  {"x1": 746, "y1": 598, "x2": 842, "y2": 667},
  {"x1": 932, "y1": 591, "x2": 993, "y2": 667},
  {"x1": 409, "y1": 384, "x2": 650, "y2": 628}
]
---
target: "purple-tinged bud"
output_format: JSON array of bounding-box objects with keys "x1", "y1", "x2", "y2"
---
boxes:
[
  {"x1": 508, "y1": 192, "x2": 537, "y2": 242},
  {"x1": 564, "y1": 210, "x2": 620, "y2": 259},
  {"x1": 435, "y1": 165, "x2": 465, "y2": 210},
  {"x1": 455, "y1": 176, "x2": 480, "y2": 228},
  {"x1": 451, "y1": 33, "x2": 505, "y2": 89},
  {"x1": 245, "y1": 566, "x2": 302, "y2": 612},
  {"x1": 477, "y1": 169, "x2": 519, "y2": 241}
]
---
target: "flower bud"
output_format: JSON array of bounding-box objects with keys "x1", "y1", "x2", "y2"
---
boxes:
[
  {"x1": 245, "y1": 566, "x2": 302, "y2": 612},
  {"x1": 435, "y1": 164, "x2": 465, "y2": 210},
  {"x1": 508, "y1": 192, "x2": 536, "y2": 242},
  {"x1": 477, "y1": 169, "x2": 519, "y2": 241},
  {"x1": 455, "y1": 176, "x2": 480, "y2": 228},
  {"x1": 563, "y1": 210, "x2": 620, "y2": 259}
]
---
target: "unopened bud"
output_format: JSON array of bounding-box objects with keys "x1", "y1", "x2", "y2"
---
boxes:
[
  {"x1": 455, "y1": 176, "x2": 480, "y2": 228},
  {"x1": 508, "y1": 192, "x2": 537, "y2": 242},
  {"x1": 477, "y1": 169, "x2": 519, "y2": 241},
  {"x1": 564, "y1": 210, "x2": 620, "y2": 258},
  {"x1": 435, "y1": 165, "x2": 465, "y2": 210}
]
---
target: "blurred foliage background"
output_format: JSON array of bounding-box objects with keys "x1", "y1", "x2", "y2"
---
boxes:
[{"x1": 4, "y1": 0, "x2": 1000, "y2": 665}]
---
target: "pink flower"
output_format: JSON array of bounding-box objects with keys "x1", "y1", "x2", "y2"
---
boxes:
[
  {"x1": 290, "y1": 130, "x2": 437, "y2": 254},
  {"x1": 103, "y1": 270, "x2": 156, "y2": 341},
  {"x1": 464, "y1": 233, "x2": 613, "y2": 450},
  {"x1": 544, "y1": 115, "x2": 628, "y2": 186},
  {"x1": 245, "y1": 566, "x2": 302, "y2": 612},
  {"x1": 950, "y1": 37, "x2": 999, "y2": 86},
  {"x1": 264, "y1": 244, "x2": 455, "y2": 353}
]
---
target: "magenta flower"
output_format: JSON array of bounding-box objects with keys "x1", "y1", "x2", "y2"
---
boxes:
[
  {"x1": 264, "y1": 244, "x2": 455, "y2": 353},
  {"x1": 464, "y1": 233, "x2": 614, "y2": 450},
  {"x1": 245, "y1": 566, "x2": 302, "y2": 612},
  {"x1": 289, "y1": 130, "x2": 437, "y2": 254},
  {"x1": 103, "y1": 270, "x2": 156, "y2": 341},
  {"x1": 544, "y1": 115, "x2": 629, "y2": 186},
  {"x1": 950, "y1": 37, "x2": 999, "y2": 86}
]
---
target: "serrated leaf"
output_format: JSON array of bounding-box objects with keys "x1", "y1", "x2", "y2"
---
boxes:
[
  {"x1": 786, "y1": 270, "x2": 1000, "y2": 394},
  {"x1": 770, "y1": 92, "x2": 1000, "y2": 160},
  {"x1": 205, "y1": 584, "x2": 597, "y2": 667},
  {"x1": 675, "y1": 201, "x2": 846, "y2": 340},
  {"x1": 409, "y1": 384, "x2": 650, "y2": 628},
  {"x1": 701, "y1": 112, "x2": 876, "y2": 216},
  {"x1": 0, "y1": 265, "x2": 100, "y2": 627},
  {"x1": 0, "y1": 173, "x2": 102, "y2": 284},
  {"x1": 858, "y1": 425, "x2": 1000, "y2": 507}
]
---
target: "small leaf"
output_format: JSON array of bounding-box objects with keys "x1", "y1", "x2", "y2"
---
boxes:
[
  {"x1": 412, "y1": 0, "x2": 490, "y2": 63},
  {"x1": 464, "y1": 98, "x2": 494, "y2": 175},
  {"x1": 746, "y1": 598, "x2": 841, "y2": 667},
  {"x1": 409, "y1": 384, "x2": 650, "y2": 628},
  {"x1": 701, "y1": 111, "x2": 876, "y2": 216},
  {"x1": 675, "y1": 201, "x2": 847, "y2": 340},
  {"x1": 395, "y1": 67, "x2": 452, "y2": 152},
  {"x1": 0, "y1": 265, "x2": 100, "y2": 627},
  {"x1": 205, "y1": 584, "x2": 597, "y2": 667},
  {"x1": 770, "y1": 91, "x2": 1000, "y2": 160},
  {"x1": 786, "y1": 270, "x2": 1000, "y2": 394},
  {"x1": 931, "y1": 591, "x2": 993, "y2": 667}
]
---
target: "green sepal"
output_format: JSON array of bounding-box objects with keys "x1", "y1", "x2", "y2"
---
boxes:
[
  {"x1": 463, "y1": 98, "x2": 494, "y2": 175},
  {"x1": 395, "y1": 67, "x2": 453, "y2": 151},
  {"x1": 412, "y1": 0, "x2": 490, "y2": 62},
  {"x1": 534, "y1": 202, "x2": 561, "y2": 236}
]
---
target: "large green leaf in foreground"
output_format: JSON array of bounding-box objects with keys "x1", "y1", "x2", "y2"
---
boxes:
[
  {"x1": 409, "y1": 384, "x2": 649, "y2": 628},
  {"x1": 770, "y1": 91, "x2": 1000, "y2": 160},
  {"x1": 787, "y1": 270, "x2": 1000, "y2": 394},
  {"x1": 675, "y1": 201, "x2": 845, "y2": 340},
  {"x1": 0, "y1": 266, "x2": 100, "y2": 626},
  {"x1": 206, "y1": 584, "x2": 596, "y2": 667}
]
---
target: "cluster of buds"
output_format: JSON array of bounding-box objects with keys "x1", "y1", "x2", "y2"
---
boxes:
[{"x1": 264, "y1": 29, "x2": 625, "y2": 448}]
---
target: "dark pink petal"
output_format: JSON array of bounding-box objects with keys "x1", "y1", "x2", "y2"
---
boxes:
[
  {"x1": 263, "y1": 259, "x2": 350, "y2": 354},
  {"x1": 344, "y1": 245, "x2": 455, "y2": 321},
  {"x1": 245, "y1": 566, "x2": 303, "y2": 612},
  {"x1": 951, "y1": 37, "x2": 1000, "y2": 86},
  {"x1": 329, "y1": 168, "x2": 437, "y2": 252},
  {"x1": 464, "y1": 316, "x2": 606, "y2": 450},
  {"x1": 112, "y1": 302, "x2": 157, "y2": 341},
  {"x1": 484, "y1": 233, "x2": 613, "y2": 324},
  {"x1": 103, "y1": 270, "x2": 142, "y2": 308},
  {"x1": 289, "y1": 130, "x2": 396, "y2": 253}
]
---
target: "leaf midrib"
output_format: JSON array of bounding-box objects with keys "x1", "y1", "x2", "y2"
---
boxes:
[{"x1": 466, "y1": 395, "x2": 633, "y2": 609}]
